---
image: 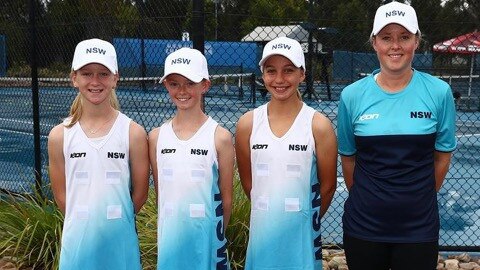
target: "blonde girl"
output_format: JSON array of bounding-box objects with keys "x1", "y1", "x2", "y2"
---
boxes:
[{"x1": 48, "y1": 38, "x2": 149, "y2": 270}]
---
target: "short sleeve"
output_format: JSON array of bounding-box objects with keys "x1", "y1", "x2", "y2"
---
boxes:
[
  {"x1": 337, "y1": 92, "x2": 356, "y2": 156},
  {"x1": 435, "y1": 86, "x2": 457, "y2": 152}
]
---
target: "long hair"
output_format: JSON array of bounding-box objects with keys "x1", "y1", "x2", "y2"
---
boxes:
[
  {"x1": 65, "y1": 71, "x2": 120, "y2": 128},
  {"x1": 297, "y1": 67, "x2": 305, "y2": 101}
]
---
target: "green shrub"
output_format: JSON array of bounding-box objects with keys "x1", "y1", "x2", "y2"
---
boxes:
[
  {"x1": 0, "y1": 192, "x2": 62, "y2": 269},
  {"x1": 0, "y1": 174, "x2": 252, "y2": 269},
  {"x1": 226, "y1": 177, "x2": 250, "y2": 269},
  {"x1": 135, "y1": 189, "x2": 158, "y2": 270}
]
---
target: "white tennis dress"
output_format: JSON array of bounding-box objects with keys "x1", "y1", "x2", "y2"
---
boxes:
[
  {"x1": 156, "y1": 117, "x2": 229, "y2": 270},
  {"x1": 60, "y1": 112, "x2": 141, "y2": 270},
  {"x1": 246, "y1": 103, "x2": 322, "y2": 270}
]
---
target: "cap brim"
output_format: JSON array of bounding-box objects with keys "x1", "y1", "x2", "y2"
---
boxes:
[
  {"x1": 371, "y1": 22, "x2": 418, "y2": 37},
  {"x1": 159, "y1": 71, "x2": 205, "y2": 83},
  {"x1": 72, "y1": 58, "x2": 117, "y2": 74},
  {"x1": 259, "y1": 52, "x2": 303, "y2": 72}
]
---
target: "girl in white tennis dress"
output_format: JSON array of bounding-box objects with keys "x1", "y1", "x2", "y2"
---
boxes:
[
  {"x1": 48, "y1": 38, "x2": 149, "y2": 270},
  {"x1": 149, "y1": 47, "x2": 234, "y2": 269},
  {"x1": 235, "y1": 37, "x2": 338, "y2": 270}
]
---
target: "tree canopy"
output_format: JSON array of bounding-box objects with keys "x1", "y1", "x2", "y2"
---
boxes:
[{"x1": 0, "y1": 0, "x2": 477, "y2": 68}]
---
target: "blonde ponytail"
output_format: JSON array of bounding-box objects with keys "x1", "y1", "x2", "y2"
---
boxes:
[
  {"x1": 65, "y1": 93, "x2": 83, "y2": 128},
  {"x1": 296, "y1": 89, "x2": 302, "y2": 101},
  {"x1": 110, "y1": 90, "x2": 120, "y2": 110}
]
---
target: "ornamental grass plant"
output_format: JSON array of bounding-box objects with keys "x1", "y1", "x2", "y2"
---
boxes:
[
  {"x1": 135, "y1": 188, "x2": 157, "y2": 269},
  {"x1": 0, "y1": 191, "x2": 62, "y2": 269},
  {"x1": 225, "y1": 175, "x2": 251, "y2": 269},
  {"x1": 0, "y1": 174, "x2": 252, "y2": 269}
]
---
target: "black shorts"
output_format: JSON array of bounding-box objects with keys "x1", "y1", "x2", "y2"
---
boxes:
[{"x1": 343, "y1": 233, "x2": 438, "y2": 270}]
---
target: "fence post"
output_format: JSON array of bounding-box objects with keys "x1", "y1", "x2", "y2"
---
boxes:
[
  {"x1": 29, "y1": 0, "x2": 42, "y2": 197},
  {"x1": 192, "y1": 0, "x2": 205, "y2": 111},
  {"x1": 192, "y1": 0, "x2": 205, "y2": 54},
  {"x1": 303, "y1": 0, "x2": 318, "y2": 100},
  {"x1": 137, "y1": 0, "x2": 147, "y2": 91}
]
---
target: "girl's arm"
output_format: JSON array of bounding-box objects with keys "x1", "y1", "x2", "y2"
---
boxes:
[
  {"x1": 235, "y1": 111, "x2": 254, "y2": 199},
  {"x1": 148, "y1": 127, "x2": 160, "y2": 202},
  {"x1": 312, "y1": 113, "x2": 338, "y2": 218},
  {"x1": 215, "y1": 126, "x2": 235, "y2": 231},
  {"x1": 129, "y1": 121, "x2": 150, "y2": 213},
  {"x1": 48, "y1": 124, "x2": 66, "y2": 214}
]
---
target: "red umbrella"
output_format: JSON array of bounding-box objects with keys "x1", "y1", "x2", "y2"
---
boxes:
[
  {"x1": 433, "y1": 31, "x2": 480, "y2": 97},
  {"x1": 433, "y1": 31, "x2": 480, "y2": 54}
]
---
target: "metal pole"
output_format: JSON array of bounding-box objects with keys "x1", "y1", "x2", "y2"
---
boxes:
[
  {"x1": 29, "y1": 0, "x2": 43, "y2": 197},
  {"x1": 306, "y1": 29, "x2": 314, "y2": 100},
  {"x1": 215, "y1": 0, "x2": 218, "y2": 40},
  {"x1": 138, "y1": 0, "x2": 147, "y2": 91},
  {"x1": 192, "y1": 0, "x2": 205, "y2": 111},
  {"x1": 192, "y1": 0, "x2": 205, "y2": 54},
  {"x1": 468, "y1": 54, "x2": 474, "y2": 98},
  {"x1": 140, "y1": 31, "x2": 146, "y2": 90},
  {"x1": 303, "y1": 0, "x2": 317, "y2": 100}
]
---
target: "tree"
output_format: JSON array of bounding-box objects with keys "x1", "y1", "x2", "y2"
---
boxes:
[
  {"x1": 411, "y1": 0, "x2": 443, "y2": 52},
  {"x1": 327, "y1": 0, "x2": 376, "y2": 51},
  {"x1": 0, "y1": 0, "x2": 45, "y2": 69},
  {"x1": 3, "y1": 0, "x2": 478, "y2": 72},
  {"x1": 452, "y1": 0, "x2": 480, "y2": 27},
  {"x1": 44, "y1": 0, "x2": 139, "y2": 68},
  {"x1": 217, "y1": 0, "x2": 252, "y2": 40},
  {"x1": 240, "y1": 0, "x2": 308, "y2": 38},
  {"x1": 141, "y1": 0, "x2": 190, "y2": 39}
]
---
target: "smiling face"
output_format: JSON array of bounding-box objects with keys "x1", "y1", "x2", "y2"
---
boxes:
[
  {"x1": 262, "y1": 55, "x2": 305, "y2": 102},
  {"x1": 71, "y1": 63, "x2": 119, "y2": 106},
  {"x1": 372, "y1": 23, "x2": 419, "y2": 76},
  {"x1": 163, "y1": 73, "x2": 210, "y2": 111}
]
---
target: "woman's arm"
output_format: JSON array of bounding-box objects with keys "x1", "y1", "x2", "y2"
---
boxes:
[
  {"x1": 434, "y1": 151, "x2": 452, "y2": 191},
  {"x1": 340, "y1": 155, "x2": 355, "y2": 191}
]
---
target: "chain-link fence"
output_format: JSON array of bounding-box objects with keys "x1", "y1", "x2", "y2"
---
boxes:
[{"x1": 1, "y1": 0, "x2": 479, "y2": 250}]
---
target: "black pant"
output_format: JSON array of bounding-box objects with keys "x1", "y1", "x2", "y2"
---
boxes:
[{"x1": 343, "y1": 234, "x2": 438, "y2": 270}]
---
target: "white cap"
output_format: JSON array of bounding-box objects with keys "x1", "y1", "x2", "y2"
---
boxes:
[
  {"x1": 259, "y1": 36, "x2": 305, "y2": 72},
  {"x1": 71, "y1": 38, "x2": 118, "y2": 74},
  {"x1": 159, "y1": 47, "x2": 209, "y2": 83},
  {"x1": 371, "y1": 1, "x2": 420, "y2": 37}
]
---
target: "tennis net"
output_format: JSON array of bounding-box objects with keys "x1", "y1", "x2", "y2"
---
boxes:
[{"x1": 0, "y1": 73, "x2": 256, "y2": 92}]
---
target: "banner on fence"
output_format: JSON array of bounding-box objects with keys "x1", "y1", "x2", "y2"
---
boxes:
[{"x1": 113, "y1": 38, "x2": 259, "y2": 77}]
